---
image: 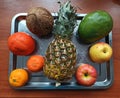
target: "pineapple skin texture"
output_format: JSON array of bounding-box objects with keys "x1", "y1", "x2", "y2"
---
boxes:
[{"x1": 43, "y1": 36, "x2": 76, "y2": 82}]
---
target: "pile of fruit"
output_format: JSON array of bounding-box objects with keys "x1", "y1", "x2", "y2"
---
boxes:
[{"x1": 8, "y1": 1, "x2": 113, "y2": 88}]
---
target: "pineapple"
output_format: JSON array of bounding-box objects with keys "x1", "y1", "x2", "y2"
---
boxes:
[{"x1": 43, "y1": 1, "x2": 77, "y2": 82}]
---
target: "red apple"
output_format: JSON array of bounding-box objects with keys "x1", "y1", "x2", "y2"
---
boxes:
[
  {"x1": 89, "y1": 42, "x2": 113, "y2": 63},
  {"x1": 76, "y1": 63, "x2": 97, "y2": 86}
]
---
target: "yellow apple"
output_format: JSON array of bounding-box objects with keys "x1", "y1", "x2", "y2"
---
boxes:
[{"x1": 89, "y1": 42, "x2": 113, "y2": 63}]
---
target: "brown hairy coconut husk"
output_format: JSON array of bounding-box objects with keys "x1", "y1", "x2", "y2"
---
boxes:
[{"x1": 26, "y1": 7, "x2": 54, "y2": 37}]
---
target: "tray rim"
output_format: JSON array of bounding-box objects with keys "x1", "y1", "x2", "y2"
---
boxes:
[{"x1": 8, "y1": 13, "x2": 114, "y2": 90}]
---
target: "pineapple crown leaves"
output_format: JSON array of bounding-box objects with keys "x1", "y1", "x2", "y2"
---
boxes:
[{"x1": 53, "y1": 1, "x2": 77, "y2": 39}]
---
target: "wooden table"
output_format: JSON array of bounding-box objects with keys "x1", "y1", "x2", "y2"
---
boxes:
[{"x1": 0, "y1": 0, "x2": 120, "y2": 97}]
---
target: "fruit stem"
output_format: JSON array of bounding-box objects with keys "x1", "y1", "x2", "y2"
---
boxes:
[{"x1": 84, "y1": 73, "x2": 88, "y2": 77}]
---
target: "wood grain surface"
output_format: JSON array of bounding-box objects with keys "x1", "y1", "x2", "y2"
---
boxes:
[{"x1": 0, "y1": 0, "x2": 120, "y2": 98}]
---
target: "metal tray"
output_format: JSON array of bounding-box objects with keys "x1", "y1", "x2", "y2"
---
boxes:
[{"x1": 8, "y1": 13, "x2": 114, "y2": 90}]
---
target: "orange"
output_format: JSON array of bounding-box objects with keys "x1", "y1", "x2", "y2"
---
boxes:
[
  {"x1": 26, "y1": 55, "x2": 45, "y2": 72},
  {"x1": 8, "y1": 32, "x2": 35, "y2": 55},
  {"x1": 9, "y1": 69, "x2": 29, "y2": 87}
]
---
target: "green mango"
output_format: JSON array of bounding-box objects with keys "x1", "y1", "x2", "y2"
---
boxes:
[{"x1": 78, "y1": 10, "x2": 113, "y2": 44}]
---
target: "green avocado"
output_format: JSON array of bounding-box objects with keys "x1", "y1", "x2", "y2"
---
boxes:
[{"x1": 78, "y1": 10, "x2": 113, "y2": 44}]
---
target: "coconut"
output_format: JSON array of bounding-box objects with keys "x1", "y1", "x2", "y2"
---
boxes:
[{"x1": 26, "y1": 7, "x2": 54, "y2": 37}]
